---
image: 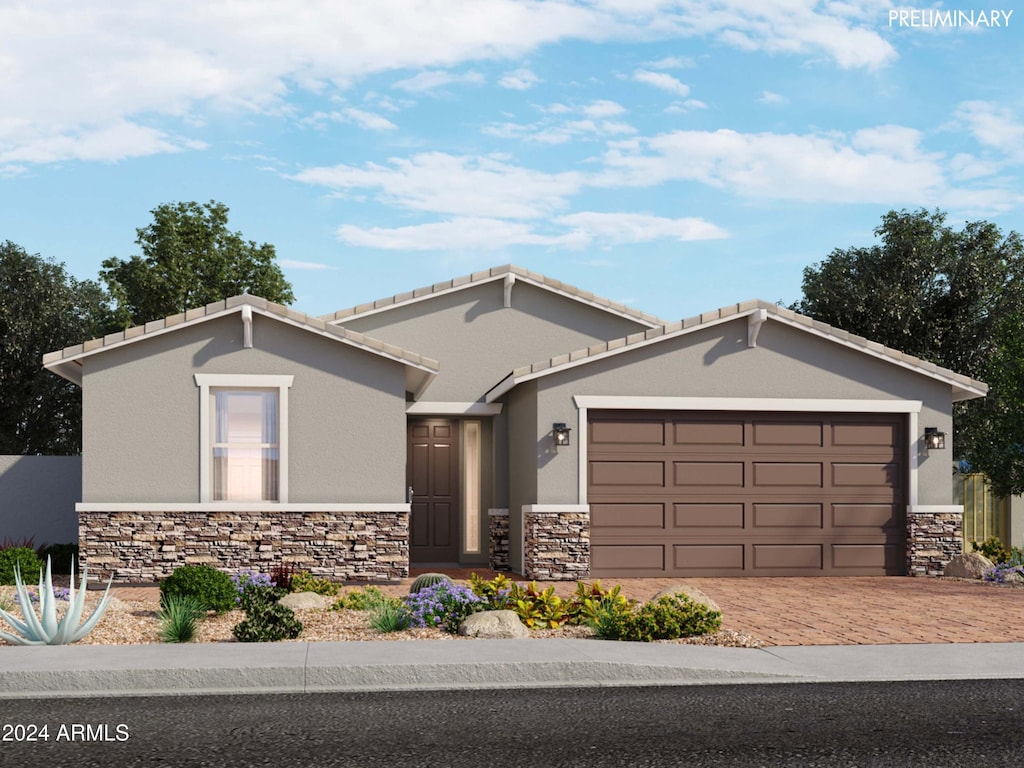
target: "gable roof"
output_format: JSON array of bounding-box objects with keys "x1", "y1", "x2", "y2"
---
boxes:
[
  {"x1": 43, "y1": 295, "x2": 440, "y2": 398},
  {"x1": 484, "y1": 299, "x2": 989, "y2": 403},
  {"x1": 321, "y1": 264, "x2": 665, "y2": 328}
]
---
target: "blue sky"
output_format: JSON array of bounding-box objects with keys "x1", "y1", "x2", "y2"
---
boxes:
[{"x1": 1, "y1": 1, "x2": 1022, "y2": 321}]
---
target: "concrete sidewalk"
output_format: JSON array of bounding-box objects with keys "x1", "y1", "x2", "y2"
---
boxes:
[{"x1": 2, "y1": 640, "x2": 1023, "y2": 699}]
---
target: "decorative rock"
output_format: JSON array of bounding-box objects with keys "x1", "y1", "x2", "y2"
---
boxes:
[
  {"x1": 278, "y1": 591, "x2": 331, "y2": 610},
  {"x1": 457, "y1": 610, "x2": 529, "y2": 639},
  {"x1": 650, "y1": 585, "x2": 720, "y2": 613},
  {"x1": 943, "y1": 552, "x2": 995, "y2": 580}
]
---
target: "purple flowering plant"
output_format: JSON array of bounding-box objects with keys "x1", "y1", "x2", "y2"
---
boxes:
[
  {"x1": 231, "y1": 568, "x2": 275, "y2": 603},
  {"x1": 403, "y1": 581, "x2": 484, "y2": 633},
  {"x1": 983, "y1": 563, "x2": 1024, "y2": 583},
  {"x1": 14, "y1": 586, "x2": 70, "y2": 605}
]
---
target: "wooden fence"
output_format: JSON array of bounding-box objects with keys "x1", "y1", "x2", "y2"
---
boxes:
[{"x1": 958, "y1": 472, "x2": 1009, "y2": 549}]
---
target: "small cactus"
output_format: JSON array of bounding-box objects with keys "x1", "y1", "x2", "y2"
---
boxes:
[{"x1": 408, "y1": 572, "x2": 453, "y2": 595}]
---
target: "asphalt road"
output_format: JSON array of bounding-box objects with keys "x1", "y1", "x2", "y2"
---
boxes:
[{"x1": 2, "y1": 680, "x2": 1022, "y2": 767}]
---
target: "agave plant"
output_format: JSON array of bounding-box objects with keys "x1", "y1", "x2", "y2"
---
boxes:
[{"x1": 0, "y1": 556, "x2": 113, "y2": 645}]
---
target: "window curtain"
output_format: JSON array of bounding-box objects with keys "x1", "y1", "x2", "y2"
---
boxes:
[
  {"x1": 212, "y1": 389, "x2": 279, "y2": 502},
  {"x1": 261, "y1": 391, "x2": 278, "y2": 501}
]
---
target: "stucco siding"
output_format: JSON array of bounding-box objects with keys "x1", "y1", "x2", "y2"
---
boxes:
[
  {"x1": 339, "y1": 281, "x2": 647, "y2": 402},
  {"x1": 0, "y1": 455, "x2": 81, "y2": 544},
  {"x1": 529, "y1": 318, "x2": 957, "y2": 507},
  {"x1": 506, "y1": 380, "x2": 538, "y2": 572},
  {"x1": 82, "y1": 314, "x2": 407, "y2": 504}
]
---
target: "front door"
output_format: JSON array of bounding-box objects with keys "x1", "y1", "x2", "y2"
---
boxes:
[{"x1": 408, "y1": 419, "x2": 460, "y2": 564}]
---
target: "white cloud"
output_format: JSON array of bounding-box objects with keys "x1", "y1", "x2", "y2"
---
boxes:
[
  {"x1": 0, "y1": 0, "x2": 896, "y2": 168},
  {"x1": 293, "y1": 152, "x2": 583, "y2": 219},
  {"x1": 499, "y1": 68, "x2": 540, "y2": 90},
  {"x1": 341, "y1": 108, "x2": 398, "y2": 131},
  {"x1": 633, "y1": 69, "x2": 690, "y2": 97},
  {"x1": 279, "y1": 259, "x2": 338, "y2": 270},
  {"x1": 954, "y1": 101, "x2": 1024, "y2": 160},
  {"x1": 582, "y1": 100, "x2": 626, "y2": 118},
  {"x1": 757, "y1": 91, "x2": 787, "y2": 105},
  {"x1": 337, "y1": 217, "x2": 588, "y2": 250},
  {"x1": 391, "y1": 69, "x2": 485, "y2": 92},
  {"x1": 556, "y1": 212, "x2": 729, "y2": 245},
  {"x1": 645, "y1": 55, "x2": 695, "y2": 69},
  {"x1": 0, "y1": 120, "x2": 206, "y2": 165}
]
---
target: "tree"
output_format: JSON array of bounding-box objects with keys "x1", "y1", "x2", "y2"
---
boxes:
[
  {"x1": 792, "y1": 209, "x2": 1024, "y2": 493},
  {"x1": 0, "y1": 242, "x2": 112, "y2": 454},
  {"x1": 100, "y1": 201, "x2": 294, "y2": 327}
]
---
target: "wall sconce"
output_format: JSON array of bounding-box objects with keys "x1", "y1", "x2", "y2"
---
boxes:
[
  {"x1": 924, "y1": 428, "x2": 946, "y2": 451},
  {"x1": 553, "y1": 422, "x2": 572, "y2": 447}
]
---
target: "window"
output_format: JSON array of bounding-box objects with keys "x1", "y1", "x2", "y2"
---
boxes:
[
  {"x1": 194, "y1": 374, "x2": 293, "y2": 504},
  {"x1": 213, "y1": 390, "x2": 279, "y2": 501}
]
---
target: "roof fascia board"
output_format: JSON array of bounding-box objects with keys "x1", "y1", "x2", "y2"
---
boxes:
[
  {"x1": 486, "y1": 309, "x2": 987, "y2": 403},
  {"x1": 327, "y1": 272, "x2": 663, "y2": 329},
  {"x1": 573, "y1": 395, "x2": 923, "y2": 413},
  {"x1": 43, "y1": 305, "x2": 439, "y2": 381}
]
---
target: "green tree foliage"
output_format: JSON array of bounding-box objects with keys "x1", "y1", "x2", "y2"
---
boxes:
[
  {"x1": 100, "y1": 201, "x2": 294, "y2": 327},
  {"x1": 793, "y1": 209, "x2": 1024, "y2": 494},
  {"x1": 0, "y1": 242, "x2": 112, "y2": 454}
]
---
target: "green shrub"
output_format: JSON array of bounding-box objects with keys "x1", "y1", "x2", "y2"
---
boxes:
[
  {"x1": 232, "y1": 602, "x2": 303, "y2": 642},
  {"x1": 369, "y1": 601, "x2": 413, "y2": 633},
  {"x1": 469, "y1": 572, "x2": 515, "y2": 609},
  {"x1": 408, "y1": 572, "x2": 453, "y2": 594},
  {"x1": 971, "y1": 537, "x2": 1024, "y2": 566},
  {"x1": 37, "y1": 543, "x2": 78, "y2": 575},
  {"x1": 290, "y1": 571, "x2": 339, "y2": 596},
  {"x1": 509, "y1": 581, "x2": 567, "y2": 629},
  {"x1": 239, "y1": 584, "x2": 288, "y2": 614},
  {"x1": 159, "y1": 564, "x2": 238, "y2": 614},
  {"x1": 564, "y1": 580, "x2": 633, "y2": 626},
  {"x1": 333, "y1": 586, "x2": 398, "y2": 611},
  {"x1": 593, "y1": 593, "x2": 721, "y2": 642},
  {"x1": 158, "y1": 594, "x2": 205, "y2": 643},
  {"x1": 0, "y1": 547, "x2": 44, "y2": 586}
]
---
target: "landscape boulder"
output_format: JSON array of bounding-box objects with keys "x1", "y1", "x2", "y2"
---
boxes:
[
  {"x1": 278, "y1": 591, "x2": 331, "y2": 610},
  {"x1": 943, "y1": 552, "x2": 995, "y2": 579},
  {"x1": 457, "y1": 610, "x2": 529, "y2": 639},
  {"x1": 650, "y1": 584, "x2": 720, "y2": 613}
]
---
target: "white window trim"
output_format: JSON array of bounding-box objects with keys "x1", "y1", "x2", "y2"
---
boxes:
[
  {"x1": 571, "y1": 396, "x2": 924, "y2": 507},
  {"x1": 194, "y1": 374, "x2": 294, "y2": 503}
]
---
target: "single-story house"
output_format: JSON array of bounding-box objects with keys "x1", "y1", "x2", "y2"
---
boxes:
[{"x1": 43, "y1": 265, "x2": 987, "y2": 583}]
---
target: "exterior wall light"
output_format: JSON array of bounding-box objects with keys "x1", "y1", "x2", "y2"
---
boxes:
[
  {"x1": 553, "y1": 423, "x2": 572, "y2": 447},
  {"x1": 924, "y1": 428, "x2": 946, "y2": 451}
]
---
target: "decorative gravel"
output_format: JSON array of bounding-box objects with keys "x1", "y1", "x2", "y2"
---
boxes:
[{"x1": 0, "y1": 585, "x2": 766, "y2": 647}]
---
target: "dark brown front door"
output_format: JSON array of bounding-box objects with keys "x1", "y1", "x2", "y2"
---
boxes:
[{"x1": 408, "y1": 419, "x2": 460, "y2": 564}]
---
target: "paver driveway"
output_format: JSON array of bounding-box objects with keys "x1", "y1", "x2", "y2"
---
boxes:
[{"x1": 409, "y1": 570, "x2": 1024, "y2": 646}]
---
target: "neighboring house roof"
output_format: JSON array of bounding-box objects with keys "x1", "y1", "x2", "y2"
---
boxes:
[
  {"x1": 321, "y1": 264, "x2": 665, "y2": 328},
  {"x1": 43, "y1": 295, "x2": 440, "y2": 397},
  {"x1": 484, "y1": 299, "x2": 989, "y2": 403}
]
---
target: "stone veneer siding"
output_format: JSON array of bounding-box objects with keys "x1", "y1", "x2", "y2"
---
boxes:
[
  {"x1": 79, "y1": 509, "x2": 409, "y2": 583},
  {"x1": 488, "y1": 508, "x2": 510, "y2": 571},
  {"x1": 523, "y1": 509, "x2": 589, "y2": 580},
  {"x1": 906, "y1": 510, "x2": 963, "y2": 576}
]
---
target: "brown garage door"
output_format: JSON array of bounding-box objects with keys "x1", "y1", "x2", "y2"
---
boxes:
[{"x1": 588, "y1": 411, "x2": 906, "y2": 577}]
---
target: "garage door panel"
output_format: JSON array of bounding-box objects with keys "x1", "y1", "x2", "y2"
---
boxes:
[
  {"x1": 591, "y1": 503, "x2": 665, "y2": 530},
  {"x1": 753, "y1": 421, "x2": 823, "y2": 446},
  {"x1": 752, "y1": 462, "x2": 822, "y2": 487},
  {"x1": 832, "y1": 543, "x2": 903, "y2": 571},
  {"x1": 590, "y1": 420, "x2": 665, "y2": 445},
  {"x1": 589, "y1": 410, "x2": 906, "y2": 577},
  {"x1": 591, "y1": 545, "x2": 665, "y2": 572},
  {"x1": 590, "y1": 461, "x2": 665, "y2": 487},
  {"x1": 754, "y1": 544, "x2": 823, "y2": 570},
  {"x1": 832, "y1": 503, "x2": 899, "y2": 529},
  {"x1": 673, "y1": 421, "x2": 744, "y2": 446},
  {"x1": 752, "y1": 503, "x2": 822, "y2": 528},
  {"x1": 673, "y1": 503, "x2": 744, "y2": 529},
  {"x1": 832, "y1": 422, "x2": 898, "y2": 447},
  {"x1": 673, "y1": 462, "x2": 744, "y2": 487},
  {"x1": 832, "y1": 462, "x2": 899, "y2": 488},
  {"x1": 673, "y1": 544, "x2": 745, "y2": 571}
]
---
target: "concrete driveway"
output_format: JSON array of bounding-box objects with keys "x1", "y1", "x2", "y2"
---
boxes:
[{"x1": 408, "y1": 570, "x2": 1024, "y2": 646}]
